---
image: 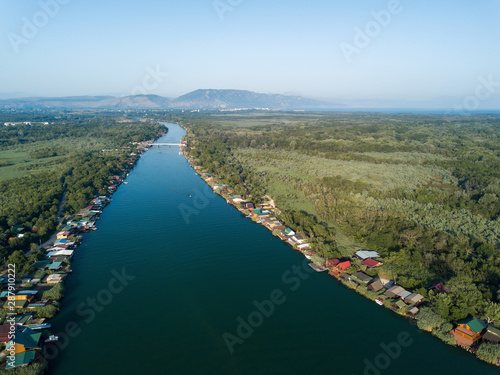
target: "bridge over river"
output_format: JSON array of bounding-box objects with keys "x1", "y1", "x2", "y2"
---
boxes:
[{"x1": 147, "y1": 142, "x2": 183, "y2": 147}]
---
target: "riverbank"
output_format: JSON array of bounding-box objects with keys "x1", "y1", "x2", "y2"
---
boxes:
[
  {"x1": 0, "y1": 128, "x2": 167, "y2": 373},
  {"x1": 37, "y1": 121, "x2": 500, "y2": 375},
  {"x1": 182, "y1": 140, "x2": 500, "y2": 368}
]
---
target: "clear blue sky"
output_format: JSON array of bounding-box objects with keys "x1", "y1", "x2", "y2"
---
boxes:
[{"x1": 1, "y1": 0, "x2": 499, "y2": 104}]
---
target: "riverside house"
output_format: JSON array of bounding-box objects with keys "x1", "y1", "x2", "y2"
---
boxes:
[
  {"x1": 45, "y1": 274, "x2": 66, "y2": 284},
  {"x1": 355, "y1": 250, "x2": 381, "y2": 260},
  {"x1": 350, "y1": 272, "x2": 373, "y2": 285},
  {"x1": 451, "y1": 318, "x2": 486, "y2": 347},
  {"x1": 287, "y1": 234, "x2": 306, "y2": 247},
  {"x1": 2, "y1": 299, "x2": 27, "y2": 309},
  {"x1": 367, "y1": 278, "x2": 384, "y2": 292},
  {"x1": 241, "y1": 201, "x2": 254, "y2": 210},
  {"x1": 333, "y1": 260, "x2": 351, "y2": 274},
  {"x1": 252, "y1": 209, "x2": 270, "y2": 219},
  {"x1": 483, "y1": 325, "x2": 500, "y2": 343},
  {"x1": 47, "y1": 249, "x2": 74, "y2": 258},
  {"x1": 404, "y1": 293, "x2": 424, "y2": 305},
  {"x1": 325, "y1": 258, "x2": 339, "y2": 268},
  {"x1": 278, "y1": 228, "x2": 295, "y2": 240},
  {"x1": 4, "y1": 326, "x2": 41, "y2": 369},
  {"x1": 385, "y1": 286, "x2": 406, "y2": 298},
  {"x1": 361, "y1": 258, "x2": 383, "y2": 268},
  {"x1": 297, "y1": 243, "x2": 311, "y2": 251}
]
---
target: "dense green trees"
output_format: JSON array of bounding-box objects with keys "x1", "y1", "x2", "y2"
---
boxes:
[
  {"x1": 182, "y1": 111, "x2": 500, "y2": 329},
  {"x1": 477, "y1": 342, "x2": 500, "y2": 364},
  {"x1": 0, "y1": 111, "x2": 165, "y2": 269}
]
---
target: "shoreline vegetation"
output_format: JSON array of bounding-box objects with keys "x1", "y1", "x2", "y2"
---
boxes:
[
  {"x1": 0, "y1": 115, "x2": 167, "y2": 374},
  {"x1": 2, "y1": 111, "x2": 500, "y2": 371},
  {"x1": 178, "y1": 111, "x2": 500, "y2": 368}
]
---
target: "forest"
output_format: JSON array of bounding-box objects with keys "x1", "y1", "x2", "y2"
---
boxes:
[
  {"x1": 0, "y1": 111, "x2": 165, "y2": 270},
  {"x1": 180, "y1": 111, "x2": 500, "y2": 326}
]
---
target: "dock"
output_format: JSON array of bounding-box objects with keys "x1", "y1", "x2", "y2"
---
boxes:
[{"x1": 308, "y1": 262, "x2": 328, "y2": 272}]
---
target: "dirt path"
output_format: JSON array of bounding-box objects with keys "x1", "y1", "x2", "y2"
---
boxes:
[{"x1": 263, "y1": 195, "x2": 276, "y2": 208}]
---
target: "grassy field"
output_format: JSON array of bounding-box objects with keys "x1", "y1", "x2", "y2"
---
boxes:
[
  {"x1": 234, "y1": 148, "x2": 457, "y2": 192},
  {"x1": 0, "y1": 136, "x2": 127, "y2": 181},
  {"x1": 203, "y1": 112, "x2": 328, "y2": 127},
  {"x1": 0, "y1": 150, "x2": 65, "y2": 181}
]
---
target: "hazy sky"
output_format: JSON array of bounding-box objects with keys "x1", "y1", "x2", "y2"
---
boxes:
[{"x1": 1, "y1": 0, "x2": 500, "y2": 103}]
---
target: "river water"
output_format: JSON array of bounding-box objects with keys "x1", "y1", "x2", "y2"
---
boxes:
[{"x1": 48, "y1": 122, "x2": 498, "y2": 375}]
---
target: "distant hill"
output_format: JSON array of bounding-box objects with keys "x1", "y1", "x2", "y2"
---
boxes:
[
  {"x1": 0, "y1": 96, "x2": 115, "y2": 110},
  {"x1": 171, "y1": 89, "x2": 333, "y2": 109},
  {"x1": 1, "y1": 90, "x2": 498, "y2": 111},
  {"x1": 0, "y1": 90, "x2": 334, "y2": 110},
  {"x1": 91, "y1": 95, "x2": 172, "y2": 109}
]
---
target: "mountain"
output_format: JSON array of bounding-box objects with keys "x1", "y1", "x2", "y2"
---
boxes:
[
  {"x1": 1, "y1": 90, "x2": 498, "y2": 111},
  {"x1": 0, "y1": 96, "x2": 115, "y2": 110},
  {"x1": 0, "y1": 95, "x2": 173, "y2": 110},
  {"x1": 171, "y1": 89, "x2": 333, "y2": 109},
  {"x1": 0, "y1": 90, "x2": 333, "y2": 110},
  {"x1": 90, "y1": 95, "x2": 172, "y2": 109}
]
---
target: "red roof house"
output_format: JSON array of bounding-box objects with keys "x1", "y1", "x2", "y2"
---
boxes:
[
  {"x1": 362, "y1": 258, "x2": 383, "y2": 268},
  {"x1": 325, "y1": 258, "x2": 340, "y2": 267},
  {"x1": 337, "y1": 261, "x2": 351, "y2": 271},
  {"x1": 430, "y1": 282, "x2": 447, "y2": 293}
]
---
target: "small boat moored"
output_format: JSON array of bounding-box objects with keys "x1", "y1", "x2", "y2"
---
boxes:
[{"x1": 30, "y1": 323, "x2": 52, "y2": 330}]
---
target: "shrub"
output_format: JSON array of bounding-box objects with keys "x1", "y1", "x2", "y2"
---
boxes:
[
  {"x1": 477, "y1": 342, "x2": 500, "y2": 364},
  {"x1": 42, "y1": 283, "x2": 65, "y2": 301},
  {"x1": 416, "y1": 307, "x2": 447, "y2": 331},
  {"x1": 7, "y1": 361, "x2": 47, "y2": 375},
  {"x1": 35, "y1": 303, "x2": 59, "y2": 319}
]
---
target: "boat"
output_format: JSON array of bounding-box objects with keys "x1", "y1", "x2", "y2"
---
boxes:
[
  {"x1": 45, "y1": 335, "x2": 58, "y2": 343},
  {"x1": 305, "y1": 255, "x2": 312, "y2": 260},
  {"x1": 123, "y1": 182, "x2": 128, "y2": 185},
  {"x1": 375, "y1": 297, "x2": 384, "y2": 306}
]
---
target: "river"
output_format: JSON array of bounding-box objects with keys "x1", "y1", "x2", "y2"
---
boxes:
[{"x1": 48, "y1": 122, "x2": 498, "y2": 375}]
